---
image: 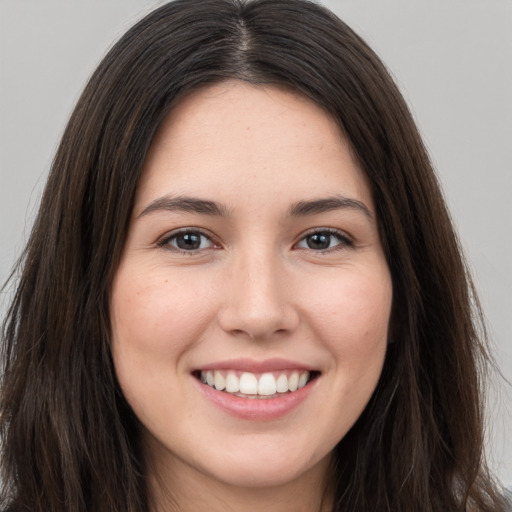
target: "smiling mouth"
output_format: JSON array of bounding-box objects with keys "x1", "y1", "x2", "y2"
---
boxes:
[{"x1": 193, "y1": 369, "x2": 319, "y2": 399}]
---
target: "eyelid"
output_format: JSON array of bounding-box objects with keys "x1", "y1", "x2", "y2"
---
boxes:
[
  {"x1": 154, "y1": 226, "x2": 353, "y2": 254},
  {"x1": 156, "y1": 227, "x2": 220, "y2": 252},
  {"x1": 294, "y1": 227, "x2": 354, "y2": 252}
]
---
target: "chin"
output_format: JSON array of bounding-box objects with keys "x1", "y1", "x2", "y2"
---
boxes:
[
  {"x1": 188, "y1": 431, "x2": 333, "y2": 490},
  {"x1": 203, "y1": 453, "x2": 329, "y2": 490}
]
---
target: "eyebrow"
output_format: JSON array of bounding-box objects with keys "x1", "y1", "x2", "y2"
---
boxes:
[
  {"x1": 138, "y1": 194, "x2": 372, "y2": 220},
  {"x1": 138, "y1": 195, "x2": 230, "y2": 218},
  {"x1": 288, "y1": 196, "x2": 373, "y2": 220}
]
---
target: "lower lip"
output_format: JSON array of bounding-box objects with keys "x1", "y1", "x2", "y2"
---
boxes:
[{"x1": 195, "y1": 377, "x2": 317, "y2": 421}]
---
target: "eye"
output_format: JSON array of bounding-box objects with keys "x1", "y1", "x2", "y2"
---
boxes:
[
  {"x1": 296, "y1": 229, "x2": 352, "y2": 252},
  {"x1": 158, "y1": 229, "x2": 216, "y2": 252}
]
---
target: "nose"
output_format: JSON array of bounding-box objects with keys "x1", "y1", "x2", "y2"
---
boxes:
[{"x1": 217, "y1": 250, "x2": 299, "y2": 341}]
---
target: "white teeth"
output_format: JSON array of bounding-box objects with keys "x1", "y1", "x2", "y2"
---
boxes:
[
  {"x1": 214, "y1": 371, "x2": 225, "y2": 391},
  {"x1": 258, "y1": 373, "x2": 277, "y2": 396},
  {"x1": 298, "y1": 372, "x2": 308, "y2": 389},
  {"x1": 225, "y1": 372, "x2": 240, "y2": 393},
  {"x1": 288, "y1": 371, "x2": 299, "y2": 392},
  {"x1": 239, "y1": 372, "x2": 258, "y2": 394},
  {"x1": 276, "y1": 373, "x2": 288, "y2": 393},
  {"x1": 200, "y1": 369, "x2": 312, "y2": 396}
]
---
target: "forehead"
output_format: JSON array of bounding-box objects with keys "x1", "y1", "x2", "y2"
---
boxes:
[{"x1": 135, "y1": 81, "x2": 372, "y2": 214}]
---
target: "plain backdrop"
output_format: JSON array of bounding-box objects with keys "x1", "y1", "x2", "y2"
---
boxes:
[{"x1": 1, "y1": 0, "x2": 511, "y2": 486}]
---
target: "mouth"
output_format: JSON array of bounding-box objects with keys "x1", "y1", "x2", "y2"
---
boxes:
[{"x1": 193, "y1": 369, "x2": 320, "y2": 400}]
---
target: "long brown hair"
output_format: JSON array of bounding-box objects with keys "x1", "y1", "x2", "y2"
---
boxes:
[{"x1": 1, "y1": 0, "x2": 507, "y2": 510}]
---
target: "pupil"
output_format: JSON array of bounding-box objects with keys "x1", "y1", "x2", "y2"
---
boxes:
[
  {"x1": 177, "y1": 233, "x2": 201, "y2": 250},
  {"x1": 307, "y1": 233, "x2": 330, "y2": 250}
]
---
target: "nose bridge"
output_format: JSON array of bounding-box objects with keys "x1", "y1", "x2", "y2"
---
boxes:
[{"x1": 218, "y1": 244, "x2": 298, "y2": 339}]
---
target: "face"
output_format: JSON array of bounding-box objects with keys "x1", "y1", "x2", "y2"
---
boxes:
[{"x1": 110, "y1": 82, "x2": 392, "y2": 496}]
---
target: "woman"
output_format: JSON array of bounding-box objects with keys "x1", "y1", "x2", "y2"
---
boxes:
[{"x1": 0, "y1": 0, "x2": 508, "y2": 510}]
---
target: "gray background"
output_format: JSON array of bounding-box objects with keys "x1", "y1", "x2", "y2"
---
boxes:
[{"x1": 1, "y1": 0, "x2": 511, "y2": 486}]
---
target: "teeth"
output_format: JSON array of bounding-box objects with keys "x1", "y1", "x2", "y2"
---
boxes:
[
  {"x1": 258, "y1": 373, "x2": 277, "y2": 396},
  {"x1": 200, "y1": 369, "x2": 312, "y2": 396},
  {"x1": 214, "y1": 372, "x2": 225, "y2": 391},
  {"x1": 298, "y1": 372, "x2": 308, "y2": 389},
  {"x1": 240, "y1": 372, "x2": 258, "y2": 394},
  {"x1": 288, "y1": 371, "x2": 299, "y2": 392},
  {"x1": 225, "y1": 372, "x2": 240, "y2": 393},
  {"x1": 276, "y1": 374, "x2": 288, "y2": 393}
]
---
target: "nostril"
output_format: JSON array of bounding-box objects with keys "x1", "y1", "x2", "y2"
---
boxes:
[{"x1": 216, "y1": 283, "x2": 300, "y2": 339}]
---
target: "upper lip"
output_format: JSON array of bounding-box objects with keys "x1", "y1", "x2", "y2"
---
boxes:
[{"x1": 195, "y1": 358, "x2": 318, "y2": 373}]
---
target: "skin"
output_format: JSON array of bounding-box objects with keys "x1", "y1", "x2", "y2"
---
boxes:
[{"x1": 110, "y1": 81, "x2": 393, "y2": 512}]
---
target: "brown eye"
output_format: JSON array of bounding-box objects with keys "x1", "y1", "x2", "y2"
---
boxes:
[
  {"x1": 160, "y1": 230, "x2": 214, "y2": 251},
  {"x1": 296, "y1": 230, "x2": 352, "y2": 252},
  {"x1": 305, "y1": 233, "x2": 331, "y2": 250}
]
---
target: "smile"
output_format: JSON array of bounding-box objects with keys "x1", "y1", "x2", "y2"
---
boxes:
[
  {"x1": 199, "y1": 369, "x2": 312, "y2": 398},
  {"x1": 192, "y1": 359, "x2": 320, "y2": 420}
]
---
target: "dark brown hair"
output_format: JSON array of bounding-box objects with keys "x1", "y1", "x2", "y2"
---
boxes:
[{"x1": 1, "y1": 0, "x2": 507, "y2": 510}]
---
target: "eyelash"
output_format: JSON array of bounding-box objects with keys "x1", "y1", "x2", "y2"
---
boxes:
[
  {"x1": 295, "y1": 228, "x2": 353, "y2": 253},
  {"x1": 157, "y1": 228, "x2": 217, "y2": 254},
  {"x1": 156, "y1": 228, "x2": 353, "y2": 254}
]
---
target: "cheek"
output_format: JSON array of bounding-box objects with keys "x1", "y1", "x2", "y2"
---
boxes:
[
  {"x1": 303, "y1": 263, "x2": 392, "y2": 388},
  {"x1": 308, "y1": 266, "x2": 391, "y2": 342},
  {"x1": 287, "y1": 264, "x2": 392, "y2": 451},
  {"x1": 110, "y1": 267, "x2": 216, "y2": 358},
  {"x1": 109, "y1": 265, "x2": 218, "y2": 425}
]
